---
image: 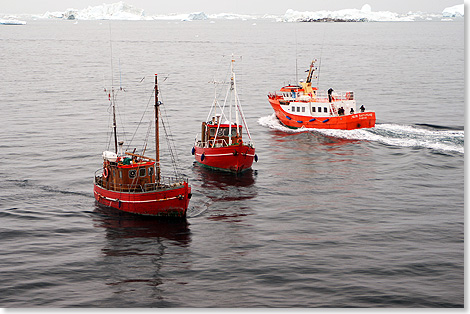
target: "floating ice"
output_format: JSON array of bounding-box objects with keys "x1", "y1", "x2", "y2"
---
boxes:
[
  {"x1": 282, "y1": 4, "x2": 415, "y2": 22},
  {"x1": 29, "y1": 1, "x2": 465, "y2": 21},
  {"x1": 42, "y1": 1, "x2": 146, "y2": 20},
  {"x1": 442, "y1": 4, "x2": 464, "y2": 17},
  {"x1": 0, "y1": 19, "x2": 26, "y2": 25}
]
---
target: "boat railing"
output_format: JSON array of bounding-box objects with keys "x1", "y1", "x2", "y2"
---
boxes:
[
  {"x1": 94, "y1": 169, "x2": 188, "y2": 192},
  {"x1": 196, "y1": 139, "x2": 229, "y2": 148},
  {"x1": 275, "y1": 90, "x2": 355, "y2": 102}
]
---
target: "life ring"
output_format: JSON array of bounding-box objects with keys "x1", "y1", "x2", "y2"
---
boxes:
[{"x1": 103, "y1": 167, "x2": 109, "y2": 178}]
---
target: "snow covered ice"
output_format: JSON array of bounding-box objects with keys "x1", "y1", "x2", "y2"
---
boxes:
[{"x1": 4, "y1": 1, "x2": 464, "y2": 21}]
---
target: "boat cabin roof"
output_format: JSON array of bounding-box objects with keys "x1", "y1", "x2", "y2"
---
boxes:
[
  {"x1": 280, "y1": 85, "x2": 318, "y2": 92},
  {"x1": 206, "y1": 123, "x2": 242, "y2": 129}
]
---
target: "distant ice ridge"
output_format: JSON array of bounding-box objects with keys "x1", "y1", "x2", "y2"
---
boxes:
[
  {"x1": 283, "y1": 4, "x2": 417, "y2": 22},
  {"x1": 42, "y1": 1, "x2": 146, "y2": 20},
  {"x1": 258, "y1": 114, "x2": 464, "y2": 154},
  {"x1": 34, "y1": 1, "x2": 464, "y2": 21},
  {"x1": 442, "y1": 4, "x2": 464, "y2": 17},
  {"x1": 0, "y1": 18, "x2": 26, "y2": 25}
]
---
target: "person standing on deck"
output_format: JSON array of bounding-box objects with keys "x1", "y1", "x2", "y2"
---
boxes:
[{"x1": 328, "y1": 88, "x2": 334, "y2": 102}]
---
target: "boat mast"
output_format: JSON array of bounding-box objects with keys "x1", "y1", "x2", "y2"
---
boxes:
[
  {"x1": 111, "y1": 88, "x2": 118, "y2": 154},
  {"x1": 229, "y1": 56, "x2": 235, "y2": 145},
  {"x1": 154, "y1": 74, "x2": 161, "y2": 183}
]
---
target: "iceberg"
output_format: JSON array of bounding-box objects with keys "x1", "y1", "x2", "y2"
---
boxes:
[
  {"x1": 442, "y1": 4, "x2": 464, "y2": 17},
  {"x1": 32, "y1": 1, "x2": 465, "y2": 22},
  {"x1": 282, "y1": 4, "x2": 415, "y2": 22},
  {"x1": 0, "y1": 19, "x2": 27, "y2": 25},
  {"x1": 42, "y1": 1, "x2": 146, "y2": 20}
]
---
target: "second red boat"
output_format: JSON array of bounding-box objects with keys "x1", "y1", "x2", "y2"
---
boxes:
[{"x1": 192, "y1": 56, "x2": 257, "y2": 173}]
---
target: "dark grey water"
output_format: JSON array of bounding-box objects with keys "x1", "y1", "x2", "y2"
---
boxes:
[{"x1": 0, "y1": 19, "x2": 464, "y2": 307}]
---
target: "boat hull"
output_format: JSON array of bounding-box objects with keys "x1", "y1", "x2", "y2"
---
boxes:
[
  {"x1": 194, "y1": 144, "x2": 255, "y2": 173},
  {"x1": 93, "y1": 182, "x2": 191, "y2": 217},
  {"x1": 269, "y1": 98, "x2": 375, "y2": 130}
]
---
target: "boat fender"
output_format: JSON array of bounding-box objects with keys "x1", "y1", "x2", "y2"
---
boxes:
[
  {"x1": 118, "y1": 200, "x2": 121, "y2": 208},
  {"x1": 233, "y1": 150, "x2": 238, "y2": 156},
  {"x1": 201, "y1": 153, "x2": 205, "y2": 161},
  {"x1": 309, "y1": 118, "x2": 316, "y2": 122},
  {"x1": 322, "y1": 119, "x2": 329, "y2": 123},
  {"x1": 286, "y1": 115, "x2": 292, "y2": 120},
  {"x1": 255, "y1": 154, "x2": 258, "y2": 162},
  {"x1": 103, "y1": 167, "x2": 109, "y2": 179},
  {"x1": 191, "y1": 147, "x2": 195, "y2": 155},
  {"x1": 188, "y1": 193, "x2": 192, "y2": 199},
  {"x1": 297, "y1": 120, "x2": 303, "y2": 123}
]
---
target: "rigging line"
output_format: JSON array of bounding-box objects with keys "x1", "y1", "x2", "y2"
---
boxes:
[
  {"x1": 159, "y1": 110, "x2": 180, "y2": 177},
  {"x1": 108, "y1": 22, "x2": 114, "y2": 88},
  {"x1": 158, "y1": 89, "x2": 181, "y2": 177},
  {"x1": 295, "y1": 23, "x2": 298, "y2": 83},
  {"x1": 126, "y1": 89, "x2": 154, "y2": 152},
  {"x1": 105, "y1": 100, "x2": 114, "y2": 150},
  {"x1": 317, "y1": 23, "x2": 327, "y2": 86},
  {"x1": 141, "y1": 120, "x2": 152, "y2": 154},
  {"x1": 114, "y1": 90, "x2": 129, "y2": 145}
]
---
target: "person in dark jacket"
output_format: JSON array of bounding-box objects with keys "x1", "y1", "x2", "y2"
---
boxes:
[{"x1": 328, "y1": 88, "x2": 334, "y2": 102}]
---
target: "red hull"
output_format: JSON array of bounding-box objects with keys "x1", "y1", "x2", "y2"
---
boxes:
[
  {"x1": 93, "y1": 182, "x2": 191, "y2": 217},
  {"x1": 269, "y1": 98, "x2": 375, "y2": 130},
  {"x1": 194, "y1": 144, "x2": 255, "y2": 173}
]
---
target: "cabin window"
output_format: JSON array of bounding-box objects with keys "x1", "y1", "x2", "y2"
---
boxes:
[
  {"x1": 209, "y1": 128, "x2": 216, "y2": 136},
  {"x1": 318, "y1": 107, "x2": 321, "y2": 112},
  {"x1": 148, "y1": 167, "x2": 154, "y2": 176},
  {"x1": 312, "y1": 107, "x2": 316, "y2": 112},
  {"x1": 302, "y1": 107, "x2": 305, "y2": 112},
  {"x1": 291, "y1": 106, "x2": 295, "y2": 112},
  {"x1": 129, "y1": 169, "x2": 137, "y2": 179},
  {"x1": 119, "y1": 171, "x2": 122, "y2": 178},
  {"x1": 231, "y1": 128, "x2": 237, "y2": 137},
  {"x1": 324, "y1": 107, "x2": 327, "y2": 113},
  {"x1": 296, "y1": 107, "x2": 300, "y2": 112},
  {"x1": 139, "y1": 168, "x2": 146, "y2": 177}
]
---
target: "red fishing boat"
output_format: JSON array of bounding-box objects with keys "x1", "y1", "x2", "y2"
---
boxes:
[
  {"x1": 192, "y1": 56, "x2": 257, "y2": 173},
  {"x1": 268, "y1": 59, "x2": 376, "y2": 130},
  {"x1": 94, "y1": 74, "x2": 191, "y2": 217}
]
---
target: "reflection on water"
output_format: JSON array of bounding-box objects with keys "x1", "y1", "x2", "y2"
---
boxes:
[
  {"x1": 191, "y1": 163, "x2": 258, "y2": 202},
  {"x1": 93, "y1": 203, "x2": 191, "y2": 245},
  {"x1": 92, "y1": 204, "x2": 192, "y2": 302}
]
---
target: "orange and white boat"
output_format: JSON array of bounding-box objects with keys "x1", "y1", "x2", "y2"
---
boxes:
[
  {"x1": 268, "y1": 59, "x2": 376, "y2": 130},
  {"x1": 94, "y1": 74, "x2": 191, "y2": 217},
  {"x1": 192, "y1": 56, "x2": 257, "y2": 173}
]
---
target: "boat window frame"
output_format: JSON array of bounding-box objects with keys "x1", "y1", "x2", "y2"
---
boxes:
[{"x1": 139, "y1": 167, "x2": 146, "y2": 177}]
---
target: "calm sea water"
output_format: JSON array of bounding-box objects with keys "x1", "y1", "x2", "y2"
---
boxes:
[{"x1": 0, "y1": 19, "x2": 464, "y2": 307}]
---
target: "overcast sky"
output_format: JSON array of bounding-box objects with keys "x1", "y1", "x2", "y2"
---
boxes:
[{"x1": 1, "y1": 0, "x2": 464, "y2": 15}]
